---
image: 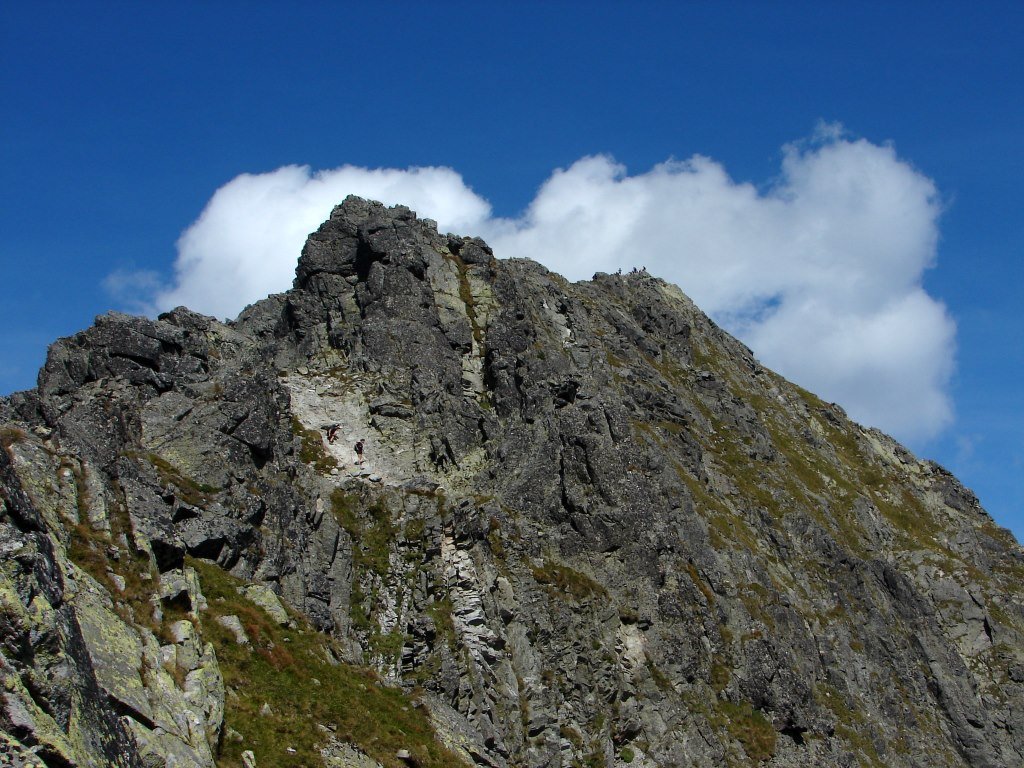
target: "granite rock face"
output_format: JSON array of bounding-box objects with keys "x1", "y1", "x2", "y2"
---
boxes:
[{"x1": 2, "y1": 196, "x2": 1024, "y2": 768}]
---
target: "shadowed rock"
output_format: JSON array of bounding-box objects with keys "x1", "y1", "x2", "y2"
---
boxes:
[{"x1": 2, "y1": 196, "x2": 1023, "y2": 768}]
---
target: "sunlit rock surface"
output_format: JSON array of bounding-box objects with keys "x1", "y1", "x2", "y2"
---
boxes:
[{"x1": 2, "y1": 197, "x2": 1023, "y2": 768}]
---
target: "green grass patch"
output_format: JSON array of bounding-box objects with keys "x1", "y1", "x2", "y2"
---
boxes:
[
  {"x1": 531, "y1": 558, "x2": 608, "y2": 601},
  {"x1": 369, "y1": 629, "x2": 407, "y2": 660},
  {"x1": 645, "y1": 657, "x2": 674, "y2": 694},
  {"x1": 605, "y1": 350, "x2": 629, "y2": 370},
  {"x1": 715, "y1": 701, "x2": 777, "y2": 764},
  {"x1": 448, "y1": 254, "x2": 485, "y2": 350},
  {"x1": 68, "y1": 518, "x2": 161, "y2": 631},
  {"x1": 189, "y1": 558, "x2": 466, "y2": 768},
  {"x1": 0, "y1": 425, "x2": 28, "y2": 450},
  {"x1": 560, "y1": 724, "x2": 584, "y2": 750},
  {"x1": 815, "y1": 682, "x2": 884, "y2": 768},
  {"x1": 485, "y1": 515, "x2": 505, "y2": 558},
  {"x1": 330, "y1": 489, "x2": 396, "y2": 577},
  {"x1": 348, "y1": 580, "x2": 371, "y2": 631},
  {"x1": 426, "y1": 596, "x2": 457, "y2": 651},
  {"x1": 685, "y1": 562, "x2": 716, "y2": 605},
  {"x1": 329, "y1": 489, "x2": 408, "y2": 661},
  {"x1": 677, "y1": 466, "x2": 764, "y2": 556},
  {"x1": 292, "y1": 417, "x2": 338, "y2": 474},
  {"x1": 64, "y1": 467, "x2": 162, "y2": 633},
  {"x1": 145, "y1": 452, "x2": 220, "y2": 506},
  {"x1": 710, "y1": 660, "x2": 731, "y2": 693}
]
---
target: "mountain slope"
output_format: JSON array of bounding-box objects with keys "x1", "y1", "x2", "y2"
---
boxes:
[{"x1": 2, "y1": 197, "x2": 1022, "y2": 768}]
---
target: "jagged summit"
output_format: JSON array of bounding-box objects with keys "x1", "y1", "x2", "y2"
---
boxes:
[{"x1": 2, "y1": 198, "x2": 1023, "y2": 768}]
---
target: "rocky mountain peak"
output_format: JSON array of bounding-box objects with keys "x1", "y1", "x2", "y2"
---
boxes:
[
  {"x1": 1, "y1": 198, "x2": 1023, "y2": 768},
  {"x1": 292, "y1": 195, "x2": 496, "y2": 297}
]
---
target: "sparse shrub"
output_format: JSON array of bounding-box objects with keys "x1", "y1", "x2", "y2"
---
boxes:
[
  {"x1": 369, "y1": 629, "x2": 406, "y2": 662},
  {"x1": 188, "y1": 558, "x2": 466, "y2": 768},
  {"x1": 486, "y1": 516, "x2": 506, "y2": 558},
  {"x1": 560, "y1": 724, "x2": 584, "y2": 749},
  {"x1": 646, "y1": 659, "x2": 673, "y2": 693},
  {"x1": 146, "y1": 453, "x2": 219, "y2": 506},
  {"x1": 427, "y1": 596, "x2": 457, "y2": 651},
  {"x1": 331, "y1": 489, "x2": 395, "y2": 577},
  {"x1": 292, "y1": 417, "x2": 338, "y2": 473},
  {"x1": 66, "y1": 503, "x2": 160, "y2": 632},
  {"x1": 0, "y1": 425, "x2": 28, "y2": 450},
  {"x1": 710, "y1": 660, "x2": 731, "y2": 692},
  {"x1": 718, "y1": 701, "x2": 777, "y2": 763},
  {"x1": 532, "y1": 558, "x2": 607, "y2": 600}
]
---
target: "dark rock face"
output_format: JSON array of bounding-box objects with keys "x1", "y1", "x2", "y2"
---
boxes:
[
  {"x1": 0, "y1": 446, "x2": 143, "y2": 768},
  {"x1": 2, "y1": 196, "x2": 1023, "y2": 767}
]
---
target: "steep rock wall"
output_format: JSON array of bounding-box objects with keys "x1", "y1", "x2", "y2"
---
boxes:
[{"x1": 2, "y1": 197, "x2": 1023, "y2": 768}]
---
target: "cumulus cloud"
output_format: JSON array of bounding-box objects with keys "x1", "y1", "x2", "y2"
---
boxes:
[
  {"x1": 481, "y1": 131, "x2": 953, "y2": 440},
  {"x1": 103, "y1": 268, "x2": 163, "y2": 315},
  {"x1": 154, "y1": 165, "x2": 491, "y2": 318},
  {"x1": 133, "y1": 127, "x2": 955, "y2": 442}
]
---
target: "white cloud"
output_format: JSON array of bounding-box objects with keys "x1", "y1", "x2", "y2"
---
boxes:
[
  {"x1": 479, "y1": 133, "x2": 953, "y2": 441},
  {"x1": 135, "y1": 128, "x2": 955, "y2": 442},
  {"x1": 103, "y1": 268, "x2": 163, "y2": 315},
  {"x1": 155, "y1": 165, "x2": 491, "y2": 318}
]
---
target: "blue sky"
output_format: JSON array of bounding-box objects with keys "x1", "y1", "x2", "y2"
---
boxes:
[{"x1": 2, "y1": 2, "x2": 1022, "y2": 540}]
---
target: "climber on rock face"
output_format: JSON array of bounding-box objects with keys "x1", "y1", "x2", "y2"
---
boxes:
[
  {"x1": 354, "y1": 439, "x2": 364, "y2": 465},
  {"x1": 326, "y1": 424, "x2": 340, "y2": 444}
]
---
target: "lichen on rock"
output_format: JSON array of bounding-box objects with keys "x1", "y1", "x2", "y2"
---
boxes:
[{"x1": 2, "y1": 196, "x2": 1023, "y2": 767}]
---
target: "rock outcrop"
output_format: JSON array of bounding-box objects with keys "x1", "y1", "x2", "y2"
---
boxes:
[{"x1": 2, "y1": 197, "x2": 1023, "y2": 767}]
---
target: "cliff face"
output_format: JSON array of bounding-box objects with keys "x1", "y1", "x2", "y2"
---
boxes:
[{"x1": 2, "y1": 197, "x2": 1023, "y2": 768}]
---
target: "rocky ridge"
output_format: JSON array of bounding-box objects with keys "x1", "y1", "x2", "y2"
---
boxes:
[{"x1": 1, "y1": 196, "x2": 1023, "y2": 768}]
